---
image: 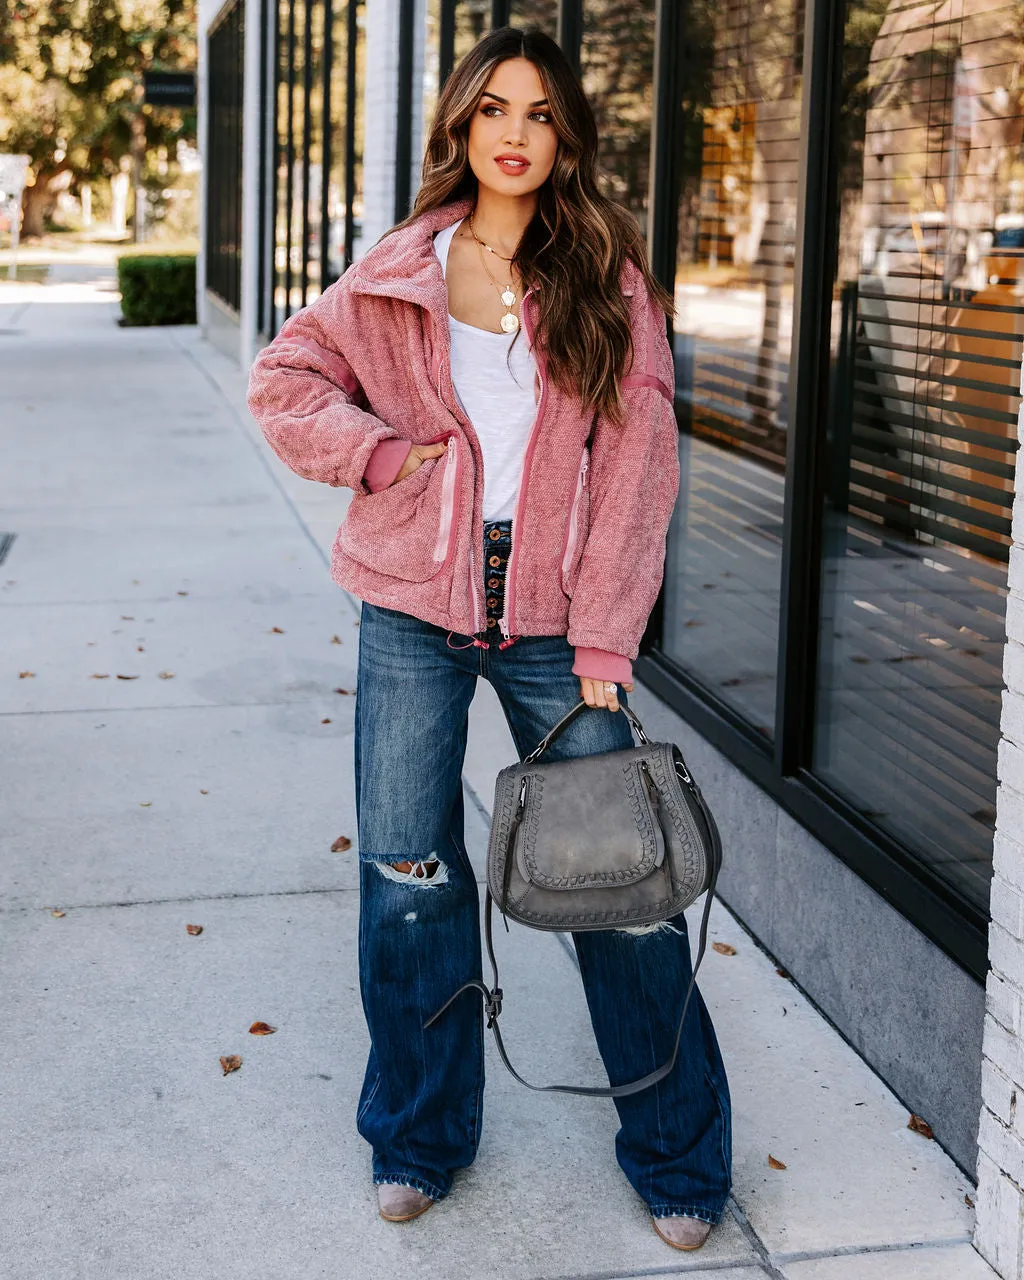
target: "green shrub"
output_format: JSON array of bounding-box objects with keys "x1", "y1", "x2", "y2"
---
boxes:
[{"x1": 117, "y1": 254, "x2": 197, "y2": 326}]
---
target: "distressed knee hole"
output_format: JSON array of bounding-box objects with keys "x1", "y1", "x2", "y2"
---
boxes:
[
  {"x1": 374, "y1": 857, "x2": 449, "y2": 887},
  {"x1": 616, "y1": 920, "x2": 684, "y2": 937}
]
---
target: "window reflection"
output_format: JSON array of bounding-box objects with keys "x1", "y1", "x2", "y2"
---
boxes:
[
  {"x1": 813, "y1": 0, "x2": 1021, "y2": 908},
  {"x1": 580, "y1": 0, "x2": 656, "y2": 234},
  {"x1": 273, "y1": 0, "x2": 331, "y2": 320},
  {"x1": 455, "y1": 0, "x2": 489, "y2": 63},
  {"x1": 510, "y1": 0, "x2": 556, "y2": 37},
  {"x1": 661, "y1": 0, "x2": 804, "y2": 737}
]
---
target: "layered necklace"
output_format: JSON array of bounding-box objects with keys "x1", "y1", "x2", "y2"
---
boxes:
[{"x1": 467, "y1": 210, "x2": 520, "y2": 333}]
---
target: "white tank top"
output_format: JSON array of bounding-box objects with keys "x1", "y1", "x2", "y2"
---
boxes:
[{"x1": 433, "y1": 218, "x2": 538, "y2": 522}]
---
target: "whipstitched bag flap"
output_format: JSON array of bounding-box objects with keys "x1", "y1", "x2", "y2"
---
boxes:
[{"x1": 513, "y1": 745, "x2": 663, "y2": 891}]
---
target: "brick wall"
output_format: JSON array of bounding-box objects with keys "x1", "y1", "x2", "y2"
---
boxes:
[{"x1": 976, "y1": 362, "x2": 1024, "y2": 1277}]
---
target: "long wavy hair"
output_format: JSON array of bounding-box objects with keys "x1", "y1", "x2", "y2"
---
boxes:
[{"x1": 393, "y1": 26, "x2": 673, "y2": 425}]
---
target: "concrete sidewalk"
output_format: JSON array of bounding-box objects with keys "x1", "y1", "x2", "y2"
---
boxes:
[{"x1": 0, "y1": 268, "x2": 995, "y2": 1280}]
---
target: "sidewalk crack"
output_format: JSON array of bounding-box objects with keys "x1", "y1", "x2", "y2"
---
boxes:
[{"x1": 727, "y1": 1197, "x2": 787, "y2": 1280}]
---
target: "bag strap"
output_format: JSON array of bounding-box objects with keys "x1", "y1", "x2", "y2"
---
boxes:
[
  {"x1": 424, "y1": 762, "x2": 723, "y2": 1099},
  {"x1": 523, "y1": 698, "x2": 650, "y2": 764}
]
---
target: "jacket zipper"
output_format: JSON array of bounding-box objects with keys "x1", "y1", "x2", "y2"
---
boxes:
[
  {"x1": 560, "y1": 447, "x2": 590, "y2": 588},
  {"x1": 431, "y1": 437, "x2": 458, "y2": 564},
  {"x1": 499, "y1": 289, "x2": 547, "y2": 640},
  {"x1": 435, "y1": 346, "x2": 483, "y2": 634}
]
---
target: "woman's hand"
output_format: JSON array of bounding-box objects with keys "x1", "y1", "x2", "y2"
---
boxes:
[
  {"x1": 579, "y1": 677, "x2": 634, "y2": 713},
  {"x1": 393, "y1": 441, "x2": 448, "y2": 485}
]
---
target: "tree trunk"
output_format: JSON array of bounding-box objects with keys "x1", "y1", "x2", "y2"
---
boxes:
[{"x1": 20, "y1": 170, "x2": 62, "y2": 239}]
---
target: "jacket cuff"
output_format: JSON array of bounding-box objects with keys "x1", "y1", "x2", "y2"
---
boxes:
[
  {"x1": 362, "y1": 438, "x2": 412, "y2": 492},
  {"x1": 572, "y1": 647, "x2": 633, "y2": 684}
]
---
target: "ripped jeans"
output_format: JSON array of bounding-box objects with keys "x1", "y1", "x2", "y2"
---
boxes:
[{"x1": 353, "y1": 596, "x2": 732, "y2": 1219}]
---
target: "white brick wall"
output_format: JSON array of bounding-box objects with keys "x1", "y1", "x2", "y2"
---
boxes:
[{"x1": 975, "y1": 355, "x2": 1024, "y2": 1278}]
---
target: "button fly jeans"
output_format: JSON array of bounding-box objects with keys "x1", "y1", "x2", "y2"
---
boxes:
[{"x1": 353, "y1": 597, "x2": 732, "y2": 1221}]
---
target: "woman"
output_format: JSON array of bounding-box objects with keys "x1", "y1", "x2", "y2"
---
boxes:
[{"x1": 247, "y1": 25, "x2": 731, "y2": 1253}]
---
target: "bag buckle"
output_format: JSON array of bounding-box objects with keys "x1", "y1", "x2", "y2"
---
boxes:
[{"x1": 484, "y1": 987, "x2": 503, "y2": 1027}]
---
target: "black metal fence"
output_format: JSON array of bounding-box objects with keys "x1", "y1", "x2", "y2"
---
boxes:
[
  {"x1": 258, "y1": 0, "x2": 364, "y2": 339},
  {"x1": 206, "y1": 0, "x2": 245, "y2": 311}
]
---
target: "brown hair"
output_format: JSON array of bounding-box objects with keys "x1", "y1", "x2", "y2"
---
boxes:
[{"x1": 394, "y1": 25, "x2": 672, "y2": 425}]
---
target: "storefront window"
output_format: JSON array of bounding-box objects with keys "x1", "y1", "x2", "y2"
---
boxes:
[
  {"x1": 325, "y1": 1, "x2": 365, "y2": 279},
  {"x1": 509, "y1": 0, "x2": 556, "y2": 37},
  {"x1": 580, "y1": 0, "x2": 656, "y2": 233},
  {"x1": 455, "y1": 0, "x2": 489, "y2": 62},
  {"x1": 660, "y1": 0, "x2": 804, "y2": 739},
  {"x1": 272, "y1": 0, "x2": 327, "y2": 321},
  {"x1": 812, "y1": 0, "x2": 1021, "y2": 909}
]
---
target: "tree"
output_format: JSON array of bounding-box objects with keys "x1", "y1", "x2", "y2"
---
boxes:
[{"x1": 0, "y1": 0, "x2": 196, "y2": 237}]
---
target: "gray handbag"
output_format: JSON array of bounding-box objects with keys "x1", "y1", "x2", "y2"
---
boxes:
[{"x1": 427, "y1": 698, "x2": 722, "y2": 1098}]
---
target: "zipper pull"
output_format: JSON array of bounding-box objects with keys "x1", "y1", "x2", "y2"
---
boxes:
[{"x1": 581, "y1": 452, "x2": 590, "y2": 484}]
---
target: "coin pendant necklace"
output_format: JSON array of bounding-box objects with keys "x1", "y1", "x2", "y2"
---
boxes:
[{"x1": 468, "y1": 211, "x2": 519, "y2": 332}]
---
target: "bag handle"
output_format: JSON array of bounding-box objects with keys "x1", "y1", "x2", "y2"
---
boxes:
[
  {"x1": 424, "y1": 729, "x2": 723, "y2": 1098},
  {"x1": 523, "y1": 698, "x2": 650, "y2": 764}
]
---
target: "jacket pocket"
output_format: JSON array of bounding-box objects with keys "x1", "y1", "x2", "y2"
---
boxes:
[
  {"x1": 339, "y1": 436, "x2": 459, "y2": 582},
  {"x1": 560, "y1": 445, "x2": 591, "y2": 596}
]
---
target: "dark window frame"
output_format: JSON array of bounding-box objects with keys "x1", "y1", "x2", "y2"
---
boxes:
[
  {"x1": 206, "y1": 0, "x2": 245, "y2": 312},
  {"x1": 636, "y1": 0, "x2": 989, "y2": 980}
]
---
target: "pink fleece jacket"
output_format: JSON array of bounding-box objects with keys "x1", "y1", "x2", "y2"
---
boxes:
[{"x1": 246, "y1": 198, "x2": 680, "y2": 682}]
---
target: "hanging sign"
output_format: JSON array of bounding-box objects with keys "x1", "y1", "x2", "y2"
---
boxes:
[{"x1": 144, "y1": 71, "x2": 196, "y2": 107}]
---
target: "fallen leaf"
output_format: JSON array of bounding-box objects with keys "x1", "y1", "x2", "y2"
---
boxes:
[
  {"x1": 965, "y1": 1193, "x2": 975, "y2": 1208},
  {"x1": 18, "y1": 671, "x2": 35, "y2": 679},
  {"x1": 333, "y1": 687, "x2": 352, "y2": 696},
  {"x1": 139, "y1": 801, "x2": 152, "y2": 808},
  {"x1": 321, "y1": 718, "x2": 331, "y2": 724},
  {"x1": 90, "y1": 673, "x2": 110, "y2": 679},
  {"x1": 353, "y1": 621, "x2": 360, "y2": 628},
  {"x1": 157, "y1": 671, "x2": 175, "y2": 680},
  {"x1": 176, "y1": 590, "x2": 188, "y2": 597},
  {"x1": 712, "y1": 942, "x2": 737, "y2": 956},
  {"x1": 121, "y1": 615, "x2": 135, "y2": 621},
  {"x1": 330, "y1": 635, "x2": 342, "y2": 644},
  {"x1": 269, "y1": 626, "x2": 285, "y2": 634},
  {"x1": 331, "y1": 836, "x2": 352, "y2": 852},
  {"x1": 908, "y1": 1113, "x2": 934, "y2": 1140},
  {"x1": 776, "y1": 967, "x2": 790, "y2": 978},
  {"x1": 132, "y1": 579, "x2": 140, "y2": 584},
  {"x1": 768, "y1": 1155, "x2": 787, "y2": 1170},
  {"x1": 87, "y1": 641, "x2": 97, "y2": 646},
  {"x1": 186, "y1": 923, "x2": 203, "y2": 936},
  {"x1": 219, "y1": 1055, "x2": 242, "y2": 1075},
  {"x1": 51, "y1": 909, "x2": 66, "y2": 918},
  {"x1": 136, "y1": 645, "x2": 144, "y2": 653},
  {"x1": 249, "y1": 1021, "x2": 276, "y2": 1035},
  {"x1": 199, "y1": 789, "x2": 209, "y2": 795},
  {"x1": 116, "y1": 674, "x2": 139, "y2": 681}
]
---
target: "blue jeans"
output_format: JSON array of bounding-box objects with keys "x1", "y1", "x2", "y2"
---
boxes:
[{"x1": 353, "y1": 595, "x2": 732, "y2": 1220}]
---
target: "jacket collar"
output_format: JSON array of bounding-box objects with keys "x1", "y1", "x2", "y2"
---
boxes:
[{"x1": 347, "y1": 199, "x2": 475, "y2": 313}]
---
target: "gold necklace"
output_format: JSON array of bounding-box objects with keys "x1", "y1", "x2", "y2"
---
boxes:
[
  {"x1": 468, "y1": 224, "x2": 519, "y2": 332},
  {"x1": 477, "y1": 242, "x2": 519, "y2": 332},
  {"x1": 467, "y1": 211, "x2": 520, "y2": 332},
  {"x1": 467, "y1": 210, "x2": 515, "y2": 261}
]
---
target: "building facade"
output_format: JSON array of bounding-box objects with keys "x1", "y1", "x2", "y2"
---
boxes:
[{"x1": 197, "y1": 0, "x2": 1024, "y2": 1270}]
